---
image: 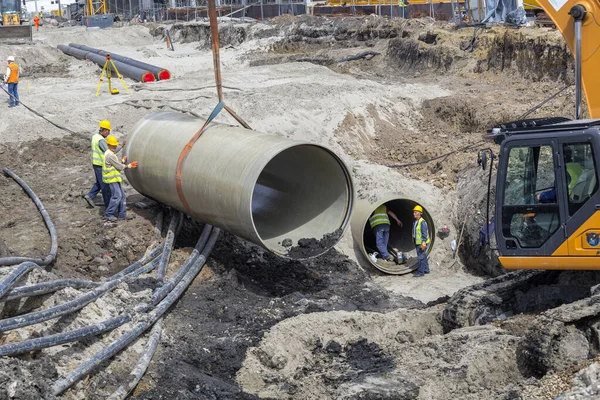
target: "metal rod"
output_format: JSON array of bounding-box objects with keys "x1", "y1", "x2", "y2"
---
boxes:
[{"x1": 575, "y1": 18, "x2": 582, "y2": 119}]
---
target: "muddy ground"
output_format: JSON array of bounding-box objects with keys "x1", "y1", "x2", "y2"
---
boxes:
[{"x1": 0, "y1": 15, "x2": 596, "y2": 400}]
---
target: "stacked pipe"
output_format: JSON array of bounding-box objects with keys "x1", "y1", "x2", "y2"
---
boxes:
[
  {"x1": 0, "y1": 168, "x2": 219, "y2": 397},
  {"x1": 57, "y1": 44, "x2": 157, "y2": 83}
]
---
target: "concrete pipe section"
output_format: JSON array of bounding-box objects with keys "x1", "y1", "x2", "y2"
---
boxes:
[
  {"x1": 124, "y1": 112, "x2": 353, "y2": 259},
  {"x1": 351, "y1": 197, "x2": 435, "y2": 274}
]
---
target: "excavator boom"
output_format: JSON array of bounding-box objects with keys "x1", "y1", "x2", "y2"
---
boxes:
[{"x1": 538, "y1": 0, "x2": 600, "y2": 118}]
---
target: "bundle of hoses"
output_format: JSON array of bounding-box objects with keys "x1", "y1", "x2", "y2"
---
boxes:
[{"x1": 0, "y1": 167, "x2": 219, "y2": 398}]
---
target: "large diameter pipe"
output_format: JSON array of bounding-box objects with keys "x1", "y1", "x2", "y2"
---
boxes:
[
  {"x1": 351, "y1": 196, "x2": 435, "y2": 275},
  {"x1": 85, "y1": 52, "x2": 155, "y2": 83},
  {"x1": 124, "y1": 112, "x2": 354, "y2": 259},
  {"x1": 69, "y1": 43, "x2": 171, "y2": 80},
  {"x1": 57, "y1": 44, "x2": 90, "y2": 60}
]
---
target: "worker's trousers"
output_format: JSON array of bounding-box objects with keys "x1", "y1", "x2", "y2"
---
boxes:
[
  {"x1": 7, "y1": 83, "x2": 18, "y2": 106},
  {"x1": 373, "y1": 224, "x2": 391, "y2": 259},
  {"x1": 105, "y1": 182, "x2": 126, "y2": 219},
  {"x1": 88, "y1": 165, "x2": 110, "y2": 208},
  {"x1": 415, "y1": 246, "x2": 430, "y2": 276}
]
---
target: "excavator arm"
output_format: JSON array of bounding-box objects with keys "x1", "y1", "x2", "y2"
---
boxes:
[{"x1": 537, "y1": 0, "x2": 600, "y2": 118}]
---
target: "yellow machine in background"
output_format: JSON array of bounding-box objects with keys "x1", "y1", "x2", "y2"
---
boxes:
[
  {"x1": 1, "y1": 0, "x2": 22, "y2": 25},
  {"x1": 2, "y1": 13, "x2": 19, "y2": 25}
]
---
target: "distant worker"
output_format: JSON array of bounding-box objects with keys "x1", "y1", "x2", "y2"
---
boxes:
[
  {"x1": 84, "y1": 120, "x2": 118, "y2": 209},
  {"x1": 4, "y1": 56, "x2": 19, "y2": 108},
  {"x1": 103, "y1": 135, "x2": 138, "y2": 222},
  {"x1": 33, "y1": 14, "x2": 40, "y2": 31},
  {"x1": 412, "y1": 205, "x2": 430, "y2": 277},
  {"x1": 369, "y1": 204, "x2": 403, "y2": 263}
]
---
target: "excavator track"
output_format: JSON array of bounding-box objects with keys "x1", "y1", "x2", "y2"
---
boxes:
[{"x1": 443, "y1": 270, "x2": 600, "y2": 376}]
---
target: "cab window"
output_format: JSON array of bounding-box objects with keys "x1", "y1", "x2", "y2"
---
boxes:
[
  {"x1": 563, "y1": 143, "x2": 598, "y2": 216},
  {"x1": 502, "y1": 145, "x2": 560, "y2": 248}
]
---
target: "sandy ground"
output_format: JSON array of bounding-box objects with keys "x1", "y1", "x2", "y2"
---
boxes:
[{"x1": 0, "y1": 16, "x2": 592, "y2": 400}]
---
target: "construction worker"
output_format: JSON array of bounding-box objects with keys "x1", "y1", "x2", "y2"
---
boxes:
[
  {"x1": 33, "y1": 14, "x2": 40, "y2": 31},
  {"x1": 4, "y1": 56, "x2": 19, "y2": 108},
  {"x1": 103, "y1": 135, "x2": 138, "y2": 222},
  {"x1": 369, "y1": 204, "x2": 402, "y2": 263},
  {"x1": 412, "y1": 205, "x2": 430, "y2": 277},
  {"x1": 84, "y1": 120, "x2": 118, "y2": 208}
]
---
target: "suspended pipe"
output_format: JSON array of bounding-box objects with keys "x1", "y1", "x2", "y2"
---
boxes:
[
  {"x1": 53, "y1": 228, "x2": 221, "y2": 396},
  {"x1": 124, "y1": 112, "x2": 353, "y2": 259},
  {"x1": 107, "y1": 318, "x2": 163, "y2": 400},
  {"x1": 0, "y1": 168, "x2": 58, "y2": 267},
  {"x1": 68, "y1": 43, "x2": 171, "y2": 81},
  {"x1": 156, "y1": 211, "x2": 181, "y2": 284},
  {"x1": 351, "y1": 196, "x2": 435, "y2": 275},
  {"x1": 0, "y1": 262, "x2": 38, "y2": 299},
  {"x1": 0, "y1": 255, "x2": 160, "y2": 333}
]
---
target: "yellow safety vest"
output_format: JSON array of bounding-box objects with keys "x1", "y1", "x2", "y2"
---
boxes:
[
  {"x1": 566, "y1": 163, "x2": 584, "y2": 194},
  {"x1": 91, "y1": 133, "x2": 105, "y2": 167},
  {"x1": 369, "y1": 205, "x2": 390, "y2": 228},
  {"x1": 102, "y1": 150, "x2": 122, "y2": 184},
  {"x1": 413, "y1": 217, "x2": 431, "y2": 245},
  {"x1": 7, "y1": 63, "x2": 18, "y2": 83}
]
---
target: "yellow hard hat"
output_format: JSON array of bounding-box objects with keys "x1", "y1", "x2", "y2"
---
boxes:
[
  {"x1": 413, "y1": 205, "x2": 424, "y2": 213},
  {"x1": 99, "y1": 120, "x2": 112, "y2": 131},
  {"x1": 106, "y1": 135, "x2": 119, "y2": 146}
]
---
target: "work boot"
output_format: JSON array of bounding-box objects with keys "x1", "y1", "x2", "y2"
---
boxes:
[
  {"x1": 105, "y1": 216, "x2": 118, "y2": 222},
  {"x1": 83, "y1": 194, "x2": 95, "y2": 208},
  {"x1": 118, "y1": 215, "x2": 135, "y2": 221}
]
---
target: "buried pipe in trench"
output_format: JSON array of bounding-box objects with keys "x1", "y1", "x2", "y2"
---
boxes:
[
  {"x1": 123, "y1": 112, "x2": 354, "y2": 259},
  {"x1": 351, "y1": 197, "x2": 435, "y2": 275}
]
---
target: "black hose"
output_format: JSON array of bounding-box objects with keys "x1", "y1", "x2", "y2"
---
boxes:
[
  {"x1": 0, "y1": 256, "x2": 160, "y2": 333},
  {"x1": 0, "y1": 314, "x2": 131, "y2": 357},
  {"x1": 0, "y1": 168, "x2": 58, "y2": 267},
  {"x1": 156, "y1": 211, "x2": 181, "y2": 284},
  {"x1": 0, "y1": 278, "x2": 101, "y2": 303},
  {"x1": 154, "y1": 210, "x2": 164, "y2": 239},
  {"x1": 0, "y1": 262, "x2": 38, "y2": 299},
  {"x1": 53, "y1": 228, "x2": 220, "y2": 396},
  {"x1": 151, "y1": 224, "x2": 212, "y2": 306},
  {"x1": 107, "y1": 318, "x2": 163, "y2": 400},
  {"x1": 107, "y1": 242, "x2": 164, "y2": 281}
]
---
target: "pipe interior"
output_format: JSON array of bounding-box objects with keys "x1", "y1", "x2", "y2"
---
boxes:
[
  {"x1": 362, "y1": 199, "x2": 435, "y2": 259},
  {"x1": 252, "y1": 145, "x2": 351, "y2": 255}
]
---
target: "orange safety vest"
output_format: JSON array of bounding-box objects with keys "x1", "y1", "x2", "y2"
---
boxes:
[{"x1": 7, "y1": 63, "x2": 18, "y2": 83}]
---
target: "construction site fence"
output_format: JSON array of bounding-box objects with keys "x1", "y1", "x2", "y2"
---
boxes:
[{"x1": 122, "y1": 1, "x2": 461, "y2": 22}]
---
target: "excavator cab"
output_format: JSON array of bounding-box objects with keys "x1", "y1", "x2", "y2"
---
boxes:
[{"x1": 490, "y1": 118, "x2": 600, "y2": 269}]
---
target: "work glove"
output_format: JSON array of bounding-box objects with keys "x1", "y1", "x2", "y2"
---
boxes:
[
  {"x1": 128, "y1": 161, "x2": 139, "y2": 169},
  {"x1": 122, "y1": 155, "x2": 127, "y2": 163},
  {"x1": 420, "y1": 243, "x2": 426, "y2": 251}
]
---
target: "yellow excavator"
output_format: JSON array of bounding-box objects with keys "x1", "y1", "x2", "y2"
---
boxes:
[
  {"x1": 486, "y1": 0, "x2": 600, "y2": 270},
  {"x1": 1, "y1": 0, "x2": 22, "y2": 25}
]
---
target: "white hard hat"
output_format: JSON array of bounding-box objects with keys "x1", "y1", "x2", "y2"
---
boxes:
[{"x1": 7, "y1": 56, "x2": 14, "y2": 62}]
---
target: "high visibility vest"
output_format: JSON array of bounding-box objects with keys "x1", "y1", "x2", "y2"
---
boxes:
[
  {"x1": 413, "y1": 217, "x2": 431, "y2": 245},
  {"x1": 369, "y1": 205, "x2": 390, "y2": 228},
  {"x1": 102, "y1": 150, "x2": 122, "y2": 184},
  {"x1": 566, "y1": 162, "x2": 584, "y2": 194},
  {"x1": 7, "y1": 63, "x2": 18, "y2": 83},
  {"x1": 91, "y1": 133, "x2": 105, "y2": 167}
]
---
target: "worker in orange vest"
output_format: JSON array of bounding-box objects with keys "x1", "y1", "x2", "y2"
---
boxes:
[
  {"x1": 33, "y1": 14, "x2": 40, "y2": 31},
  {"x1": 4, "y1": 56, "x2": 19, "y2": 108}
]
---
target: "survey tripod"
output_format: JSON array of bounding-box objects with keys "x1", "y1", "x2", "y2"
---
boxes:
[{"x1": 96, "y1": 54, "x2": 130, "y2": 96}]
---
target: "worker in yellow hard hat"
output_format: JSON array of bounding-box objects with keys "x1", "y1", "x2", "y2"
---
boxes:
[
  {"x1": 84, "y1": 120, "x2": 125, "y2": 209},
  {"x1": 412, "y1": 204, "x2": 430, "y2": 277},
  {"x1": 102, "y1": 135, "x2": 138, "y2": 222}
]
